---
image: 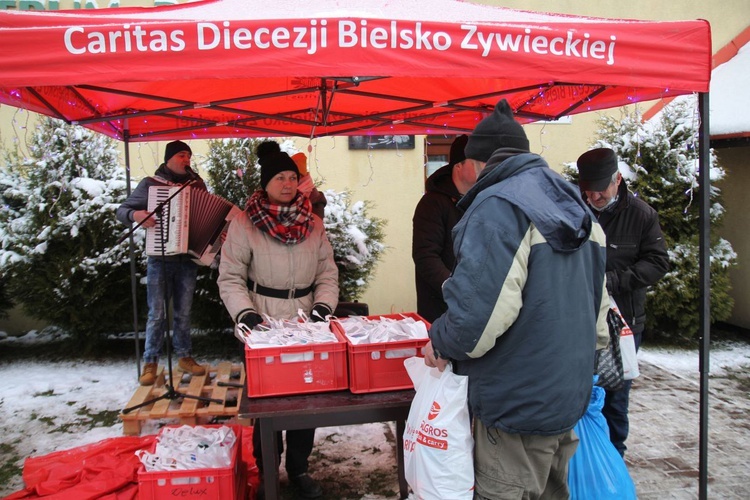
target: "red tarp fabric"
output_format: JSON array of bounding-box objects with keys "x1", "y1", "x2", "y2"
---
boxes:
[
  {"x1": 0, "y1": 0, "x2": 711, "y2": 141},
  {"x1": 4, "y1": 435, "x2": 154, "y2": 500},
  {"x1": 0, "y1": 1, "x2": 710, "y2": 89},
  {"x1": 4, "y1": 427, "x2": 258, "y2": 500}
]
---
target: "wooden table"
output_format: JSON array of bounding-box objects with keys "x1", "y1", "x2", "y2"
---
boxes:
[{"x1": 238, "y1": 389, "x2": 415, "y2": 499}]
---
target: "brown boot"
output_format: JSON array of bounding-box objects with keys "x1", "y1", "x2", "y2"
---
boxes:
[
  {"x1": 178, "y1": 357, "x2": 206, "y2": 375},
  {"x1": 139, "y1": 362, "x2": 158, "y2": 386}
]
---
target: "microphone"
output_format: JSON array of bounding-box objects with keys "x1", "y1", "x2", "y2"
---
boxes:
[{"x1": 184, "y1": 165, "x2": 199, "y2": 180}]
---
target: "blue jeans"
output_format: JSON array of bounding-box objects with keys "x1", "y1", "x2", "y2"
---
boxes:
[
  {"x1": 602, "y1": 329, "x2": 643, "y2": 456},
  {"x1": 143, "y1": 257, "x2": 198, "y2": 363}
]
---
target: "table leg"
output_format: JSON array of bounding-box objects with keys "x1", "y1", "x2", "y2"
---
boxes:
[
  {"x1": 259, "y1": 418, "x2": 280, "y2": 499},
  {"x1": 396, "y1": 418, "x2": 409, "y2": 499}
]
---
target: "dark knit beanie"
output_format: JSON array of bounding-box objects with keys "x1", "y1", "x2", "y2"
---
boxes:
[
  {"x1": 164, "y1": 140, "x2": 192, "y2": 163},
  {"x1": 465, "y1": 99, "x2": 529, "y2": 162},
  {"x1": 448, "y1": 134, "x2": 469, "y2": 167},
  {"x1": 576, "y1": 148, "x2": 619, "y2": 191},
  {"x1": 255, "y1": 140, "x2": 281, "y2": 160},
  {"x1": 259, "y1": 151, "x2": 300, "y2": 189}
]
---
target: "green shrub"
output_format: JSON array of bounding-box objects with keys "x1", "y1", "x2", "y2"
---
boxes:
[
  {"x1": 0, "y1": 118, "x2": 142, "y2": 344},
  {"x1": 0, "y1": 275, "x2": 12, "y2": 320},
  {"x1": 322, "y1": 190, "x2": 386, "y2": 301}
]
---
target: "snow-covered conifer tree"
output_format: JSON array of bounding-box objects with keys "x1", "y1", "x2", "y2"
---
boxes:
[
  {"x1": 0, "y1": 117, "x2": 140, "y2": 342},
  {"x1": 565, "y1": 98, "x2": 736, "y2": 341}
]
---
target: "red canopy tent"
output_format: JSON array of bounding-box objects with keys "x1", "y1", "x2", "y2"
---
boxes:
[
  {"x1": 0, "y1": 0, "x2": 710, "y2": 141},
  {"x1": 0, "y1": 1, "x2": 715, "y2": 497}
]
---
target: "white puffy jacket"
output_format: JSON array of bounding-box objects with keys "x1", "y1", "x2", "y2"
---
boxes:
[{"x1": 218, "y1": 210, "x2": 339, "y2": 322}]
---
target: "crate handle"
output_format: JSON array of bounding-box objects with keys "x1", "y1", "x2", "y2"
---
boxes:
[
  {"x1": 169, "y1": 476, "x2": 207, "y2": 485},
  {"x1": 383, "y1": 348, "x2": 418, "y2": 360},
  {"x1": 279, "y1": 351, "x2": 316, "y2": 363}
]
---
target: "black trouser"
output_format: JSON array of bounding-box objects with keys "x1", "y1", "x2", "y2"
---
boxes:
[{"x1": 252, "y1": 421, "x2": 316, "y2": 477}]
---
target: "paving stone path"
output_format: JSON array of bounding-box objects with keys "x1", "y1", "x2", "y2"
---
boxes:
[{"x1": 627, "y1": 360, "x2": 750, "y2": 499}]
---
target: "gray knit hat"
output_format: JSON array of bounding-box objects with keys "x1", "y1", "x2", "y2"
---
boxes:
[{"x1": 465, "y1": 99, "x2": 529, "y2": 162}]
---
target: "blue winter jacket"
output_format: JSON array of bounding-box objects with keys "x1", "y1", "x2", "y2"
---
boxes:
[{"x1": 429, "y1": 151, "x2": 609, "y2": 435}]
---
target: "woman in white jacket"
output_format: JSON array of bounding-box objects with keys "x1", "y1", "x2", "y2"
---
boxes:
[{"x1": 218, "y1": 143, "x2": 338, "y2": 499}]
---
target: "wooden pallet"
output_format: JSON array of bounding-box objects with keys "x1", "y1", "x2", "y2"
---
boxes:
[{"x1": 120, "y1": 361, "x2": 245, "y2": 436}]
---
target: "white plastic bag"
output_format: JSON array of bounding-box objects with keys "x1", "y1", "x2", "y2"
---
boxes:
[
  {"x1": 619, "y1": 323, "x2": 639, "y2": 380},
  {"x1": 136, "y1": 425, "x2": 237, "y2": 471},
  {"x1": 403, "y1": 356, "x2": 474, "y2": 499},
  {"x1": 609, "y1": 298, "x2": 640, "y2": 380}
]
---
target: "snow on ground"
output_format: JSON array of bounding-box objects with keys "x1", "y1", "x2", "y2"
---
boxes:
[
  {"x1": 639, "y1": 339, "x2": 750, "y2": 376},
  {"x1": 1, "y1": 329, "x2": 749, "y2": 498}
]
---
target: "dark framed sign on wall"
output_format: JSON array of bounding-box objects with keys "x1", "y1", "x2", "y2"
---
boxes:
[{"x1": 348, "y1": 135, "x2": 415, "y2": 150}]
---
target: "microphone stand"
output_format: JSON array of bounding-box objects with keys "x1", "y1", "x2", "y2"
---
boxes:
[{"x1": 122, "y1": 177, "x2": 222, "y2": 415}]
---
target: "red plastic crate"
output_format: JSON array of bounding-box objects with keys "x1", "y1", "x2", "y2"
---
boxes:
[
  {"x1": 244, "y1": 327, "x2": 348, "y2": 397},
  {"x1": 138, "y1": 425, "x2": 241, "y2": 500},
  {"x1": 335, "y1": 312, "x2": 431, "y2": 394}
]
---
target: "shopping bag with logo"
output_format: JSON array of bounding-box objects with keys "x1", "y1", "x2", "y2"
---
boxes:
[
  {"x1": 569, "y1": 378, "x2": 637, "y2": 500},
  {"x1": 595, "y1": 308, "x2": 626, "y2": 391},
  {"x1": 403, "y1": 356, "x2": 474, "y2": 499},
  {"x1": 609, "y1": 298, "x2": 639, "y2": 380}
]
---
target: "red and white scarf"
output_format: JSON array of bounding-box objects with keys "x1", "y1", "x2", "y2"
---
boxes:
[{"x1": 246, "y1": 190, "x2": 313, "y2": 245}]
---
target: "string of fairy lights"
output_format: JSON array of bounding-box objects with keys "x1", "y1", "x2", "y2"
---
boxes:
[{"x1": 1, "y1": 86, "x2": 694, "y2": 192}]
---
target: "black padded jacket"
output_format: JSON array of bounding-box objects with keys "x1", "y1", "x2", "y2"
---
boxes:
[{"x1": 589, "y1": 181, "x2": 669, "y2": 334}]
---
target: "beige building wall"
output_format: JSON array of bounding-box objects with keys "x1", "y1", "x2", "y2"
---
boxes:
[
  {"x1": 1, "y1": 0, "x2": 748, "y2": 330},
  {"x1": 716, "y1": 147, "x2": 750, "y2": 328},
  {"x1": 294, "y1": 140, "x2": 426, "y2": 315}
]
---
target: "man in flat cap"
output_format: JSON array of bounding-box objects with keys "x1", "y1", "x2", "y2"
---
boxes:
[
  {"x1": 116, "y1": 140, "x2": 208, "y2": 386},
  {"x1": 424, "y1": 100, "x2": 610, "y2": 498},
  {"x1": 577, "y1": 147, "x2": 669, "y2": 457}
]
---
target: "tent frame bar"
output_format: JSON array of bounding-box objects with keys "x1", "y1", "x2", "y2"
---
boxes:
[
  {"x1": 123, "y1": 124, "x2": 142, "y2": 380},
  {"x1": 697, "y1": 91, "x2": 710, "y2": 500},
  {"x1": 30, "y1": 78, "x2": 617, "y2": 140}
]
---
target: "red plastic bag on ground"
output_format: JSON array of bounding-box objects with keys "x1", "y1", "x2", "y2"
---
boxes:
[
  {"x1": 6, "y1": 426, "x2": 258, "y2": 500},
  {"x1": 5, "y1": 435, "x2": 155, "y2": 500}
]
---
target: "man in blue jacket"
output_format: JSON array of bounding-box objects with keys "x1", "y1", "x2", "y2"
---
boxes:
[{"x1": 424, "y1": 99, "x2": 610, "y2": 499}]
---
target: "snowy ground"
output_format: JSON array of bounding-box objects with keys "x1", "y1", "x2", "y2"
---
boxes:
[{"x1": 1, "y1": 330, "x2": 749, "y2": 498}]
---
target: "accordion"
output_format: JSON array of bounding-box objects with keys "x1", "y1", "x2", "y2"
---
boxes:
[{"x1": 145, "y1": 185, "x2": 240, "y2": 266}]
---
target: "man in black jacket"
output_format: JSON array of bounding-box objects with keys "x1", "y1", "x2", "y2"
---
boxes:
[
  {"x1": 412, "y1": 135, "x2": 476, "y2": 322},
  {"x1": 577, "y1": 147, "x2": 670, "y2": 456}
]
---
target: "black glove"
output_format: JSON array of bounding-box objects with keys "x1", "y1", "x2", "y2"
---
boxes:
[
  {"x1": 239, "y1": 312, "x2": 263, "y2": 329},
  {"x1": 605, "y1": 270, "x2": 618, "y2": 294},
  {"x1": 310, "y1": 303, "x2": 333, "y2": 322}
]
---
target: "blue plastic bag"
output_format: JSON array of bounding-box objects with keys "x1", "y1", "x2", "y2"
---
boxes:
[{"x1": 569, "y1": 378, "x2": 637, "y2": 500}]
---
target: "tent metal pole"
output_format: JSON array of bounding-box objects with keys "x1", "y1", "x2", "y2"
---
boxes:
[
  {"x1": 697, "y1": 91, "x2": 710, "y2": 500},
  {"x1": 123, "y1": 124, "x2": 142, "y2": 379}
]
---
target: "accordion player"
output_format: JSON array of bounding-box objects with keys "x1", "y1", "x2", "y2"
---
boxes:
[{"x1": 146, "y1": 185, "x2": 240, "y2": 266}]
